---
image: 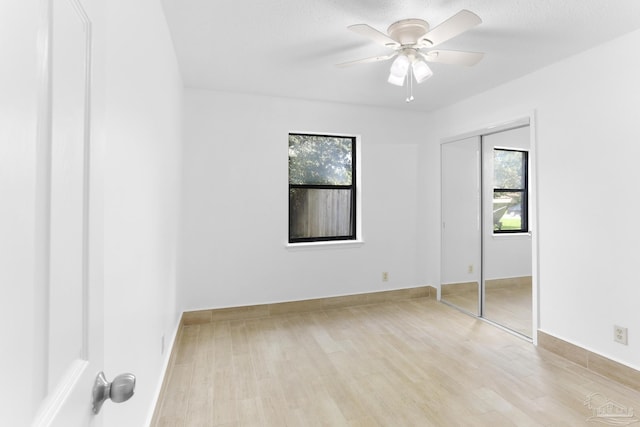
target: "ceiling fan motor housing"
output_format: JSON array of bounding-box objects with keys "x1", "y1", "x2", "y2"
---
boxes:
[{"x1": 387, "y1": 19, "x2": 431, "y2": 46}]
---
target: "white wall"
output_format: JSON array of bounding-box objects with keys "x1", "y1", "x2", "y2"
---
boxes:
[
  {"x1": 179, "y1": 90, "x2": 425, "y2": 310},
  {"x1": 0, "y1": 2, "x2": 40, "y2": 425},
  {"x1": 103, "y1": 1, "x2": 183, "y2": 426},
  {"x1": 421, "y1": 28, "x2": 640, "y2": 370}
]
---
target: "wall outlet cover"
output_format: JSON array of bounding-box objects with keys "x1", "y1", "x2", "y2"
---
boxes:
[{"x1": 614, "y1": 325, "x2": 628, "y2": 345}]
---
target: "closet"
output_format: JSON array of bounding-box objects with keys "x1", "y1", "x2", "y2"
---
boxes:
[{"x1": 441, "y1": 122, "x2": 533, "y2": 337}]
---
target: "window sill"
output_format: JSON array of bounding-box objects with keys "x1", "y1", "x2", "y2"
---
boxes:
[
  {"x1": 285, "y1": 240, "x2": 364, "y2": 251},
  {"x1": 492, "y1": 232, "x2": 532, "y2": 239}
]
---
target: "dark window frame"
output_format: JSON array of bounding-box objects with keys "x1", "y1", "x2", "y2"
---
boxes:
[
  {"x1": 493, "y1": 148, "x2": 529, "y2": 234},
  {"x1": 288, "y1": 133, "x2": 357, "y2": 243}
]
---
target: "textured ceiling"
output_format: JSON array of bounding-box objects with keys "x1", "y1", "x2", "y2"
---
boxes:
[{"x1": 161, "y1": 0, "x2": 640, "y2": 111}]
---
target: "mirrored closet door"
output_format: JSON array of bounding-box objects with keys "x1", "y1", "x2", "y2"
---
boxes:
[
  {"x1": 441, "y1": 125, "x2": 533, "y2": 337},
  {"x1": 441, "y1": 136, "x2": 481, "y2": 316}
]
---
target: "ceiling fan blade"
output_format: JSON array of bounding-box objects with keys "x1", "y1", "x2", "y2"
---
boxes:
[
  {"x1": 336, "y1": 53, "x2": 397, "y2": 68},
  {"x1": 421, "y1": 50, "x2": 484, "y2": 66},
  {"x1": 348, "y1": 24, "x2": 400, "y2": 48},
  {"x1": 419, "y1": 10, "x2": 482, "y2": 48}
]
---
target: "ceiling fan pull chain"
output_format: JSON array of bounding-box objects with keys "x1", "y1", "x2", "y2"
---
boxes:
[
  {"x1": 405, "y1": 71, "x2": 409, "y2": 102},
  {"x1": 410, "y1": 69, "x2": 414, "y2": 102},
  {"x1": 406, "y1": 67, "x2": 415, "y2": 103}
]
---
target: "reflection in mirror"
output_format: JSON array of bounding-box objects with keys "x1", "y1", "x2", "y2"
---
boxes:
[
  {"x1": 440, "y1": 137, "x2": 481, "y2": 315},
  {"x1": 441, "y1": 282, "x2": 479, "y2": 314},
  {"x1": 484, "y1": 277, "x2": 532, "y2": 336},
  {"x1": 482, "y1": 127, "x2": 532, "y2": 337}
]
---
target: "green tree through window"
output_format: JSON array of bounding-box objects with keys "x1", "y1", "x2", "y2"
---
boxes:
[{"x1": 289, "y1": 134, "x2": 356, "y2": 242}]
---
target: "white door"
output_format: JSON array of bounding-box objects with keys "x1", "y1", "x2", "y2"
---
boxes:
[{"x1": 30, "y1": 0, "x2": 116, "y2": 425}]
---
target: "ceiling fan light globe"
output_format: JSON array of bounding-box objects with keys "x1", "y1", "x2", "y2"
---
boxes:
[
  {"x1": 389, "y1": 54, "x2": 410, "y2": 78},
  {"x1": 387, "y1": 72, "x2": 405, "y2": 86},
  {"x1": 413, "y1": 60, "x2": 433, "y2": 84}
]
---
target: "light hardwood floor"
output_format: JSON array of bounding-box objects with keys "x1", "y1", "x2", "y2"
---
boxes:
[{"x1": 152, "y1": 298, "x2": 640, "y2": 426}]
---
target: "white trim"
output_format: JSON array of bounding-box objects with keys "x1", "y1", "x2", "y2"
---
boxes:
[
  {"x1": 490, "y1": 232, "x2": 532, "y2": 239},
  {"x1": 285, "y1": 239, "x2": 364, "y2": 251},
  {"x1": 440, "y1": 116, "x2": 531, "y2": 145}
]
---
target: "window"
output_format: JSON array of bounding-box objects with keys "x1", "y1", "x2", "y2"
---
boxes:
[
  {"x1": 288, "y1": 133, "x2": 356, "y2": 243},
  {"x1": 493, "y1": 148, "x2": 528, "y2": 233}
]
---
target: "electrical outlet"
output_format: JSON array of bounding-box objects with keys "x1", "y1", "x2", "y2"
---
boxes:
[
  {"x1": 468, "y1": 265, "x2": 473, "y2": 274},
  {"x1": 382, "y1": 272, "x2": 389, "y2": 282},
  {"x1": 614, "y1": 325, "x2": 628, "y2": 345}
]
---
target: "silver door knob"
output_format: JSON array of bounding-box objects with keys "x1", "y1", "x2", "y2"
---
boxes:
[{"x1": 92, "y1": 371, "x2": 136, "y2": 414}]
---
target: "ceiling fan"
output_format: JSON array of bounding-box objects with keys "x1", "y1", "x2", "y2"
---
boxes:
[{"x1": 338, "y1": 10, "x2": 484, "y2": 100}]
